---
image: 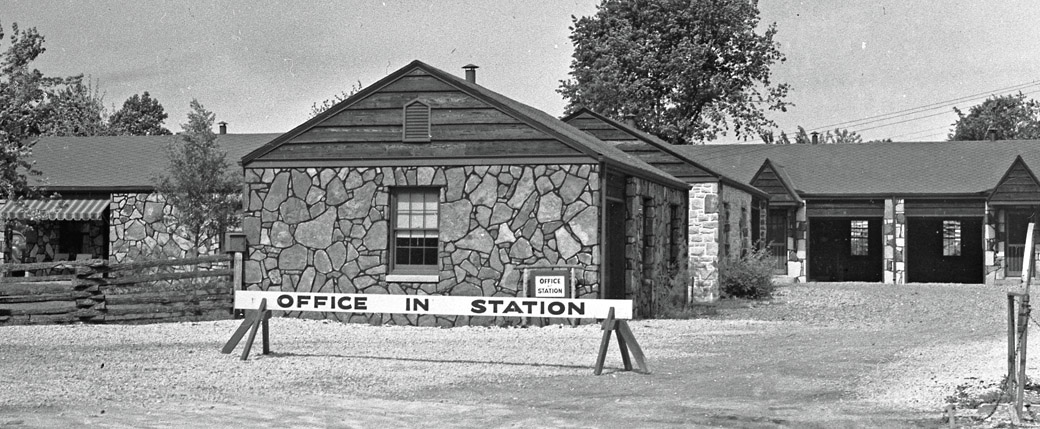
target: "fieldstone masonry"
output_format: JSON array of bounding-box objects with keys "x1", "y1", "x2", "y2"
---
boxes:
[
  {"x1": 625, "y1": 176, "x2": 688, "y2": 318},
  {"x1": 687, "y1": 183, "x2": 719, "y2": 301},
  {"x1": 110, "y1": 193, "x2": 222, "y2": 261},
  {"x1": 883, "y1": 198, "x2": 906, "y2": 284},
  {"x1": 242, "y1": 164, "x2": 602, "y2": 326}
]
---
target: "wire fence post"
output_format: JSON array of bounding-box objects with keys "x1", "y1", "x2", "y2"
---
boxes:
[{"x1": 1014, "y1": 222, "x2": 1035, "y2": 418}]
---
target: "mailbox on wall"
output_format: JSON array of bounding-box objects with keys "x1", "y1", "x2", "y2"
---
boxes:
[
  {"x1": 223, "y1": 232, "x2": 247, "y2": 254},
  {"x1": 527, "y1": 269, "x2": 572, "y2": 298}
]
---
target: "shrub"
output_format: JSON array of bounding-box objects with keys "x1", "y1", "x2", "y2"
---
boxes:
[{"x1": 718, "y1": 246, "x2": 776, "y2": 299}]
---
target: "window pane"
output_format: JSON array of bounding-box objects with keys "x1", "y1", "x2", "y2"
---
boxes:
[
  {"x1": 943, "y1": 220, "x2": 961, "y2": 256},
  {"x1": 393, "y1": 189, "x2": 440, "y2": 268},
  {"x1": 851, "y1": 220, "x2": 869, "y2": 256}
]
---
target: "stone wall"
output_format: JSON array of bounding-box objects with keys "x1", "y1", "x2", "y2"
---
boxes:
[
  {"x1": 624, "y1": 177, "x2": 688, "y2": 318},
  {"x1": 882, "y1": 198, "x2": 906, "y2": 284},
  {"x1": 984, "y1": 205, "x2": 1001, "y2": 283},
  {"x1": 687, "y1": 182, "x2": 719, "y2": 301},
  {"x1": 241, "y1": 164, "x2": 602, "y2": 326},
  {"x1": 110, "y1": 193, "x2": 222, "y2": 262},
  {"x1": 720, "y1": 185, "x2": 753, "y2": 260}
]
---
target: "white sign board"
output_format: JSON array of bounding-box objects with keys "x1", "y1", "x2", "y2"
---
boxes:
[
  {"x1": 534, "y1": 276, "x2": 567, "y2": 297},
  {"x1": 234, "y1": 291, "x2": 633, "y2": 319}
]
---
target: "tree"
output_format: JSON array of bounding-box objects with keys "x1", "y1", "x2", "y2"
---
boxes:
[
  {"x1": 559, "y1": 0, "x2": 790, "y2": 144},
  {"x1": 109, "y1": 91, "x2": 171, "y2": 135},
  {"x1": 949, "y1": 92, "x2": 1040, "y2": 141},
  {"x1": 0, "y1": 22, "x2": 59, "y2": 200},
  {"x1": 35, "y1": 78, "x2": 109, "y2": 136},
  {"x1": 154, "y1": 100, "x2": 241, "y2": 256},
  {"x1": 761, "y1": 127, "x2": 863, "y2": 144},
  {"x1": 310, "y1": 80, "x2": 363, "y2": 117}
]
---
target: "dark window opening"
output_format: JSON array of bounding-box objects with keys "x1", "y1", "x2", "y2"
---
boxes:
[{"x1": 669, "y1": 203, "x2": 682, "y2": 265}]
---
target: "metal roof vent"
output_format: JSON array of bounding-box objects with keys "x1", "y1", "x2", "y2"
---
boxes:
[{"x1": 463, "y1": 64, "x2": 478, "y2": 83}]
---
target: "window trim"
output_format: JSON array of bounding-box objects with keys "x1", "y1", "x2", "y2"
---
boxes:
[{"x1": 389, "y1": 187, "x2": 440, "y2": 275}]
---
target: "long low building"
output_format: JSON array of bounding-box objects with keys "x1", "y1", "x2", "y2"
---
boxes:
[{"x1": 674, "y1": 140, "x2": 1040, "y2": 285}]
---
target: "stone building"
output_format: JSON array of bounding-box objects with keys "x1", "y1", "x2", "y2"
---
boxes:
[
  {"x1": 0, "y1": 133, "x2": 276, "y2": 265},
  {"x1": 676, "y1": 140, "x2": 1040, "y2": 285},
  {"x1": 562, "y1": 108, "x2": 768, "y2": 300},
  {"x1": 238, "y1": 61, "x2": 691, "y2": 323}
]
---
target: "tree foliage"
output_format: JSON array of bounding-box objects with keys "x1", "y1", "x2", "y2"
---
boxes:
[
  {"x1": 310, "y1": 80, "x2": 363, "y2": 117},
  {"x1": 949, "y1": 92, "x2": 1040, "y2": 141},
  {"x1": 35, "y1": 78, "x2": 108, "y2": 137},
  {"x1": 110, "y1": 91, "x2": 171, "y2": 135},
  {"x1": 559, "y1": 0, "x2": 790, "y2": 144},
  {"x1": 761, "y1": 127, "x2": 863, "y2": 145},
  {"x1": 154, "y1": 100, "x2": 241, "y2": 256}
]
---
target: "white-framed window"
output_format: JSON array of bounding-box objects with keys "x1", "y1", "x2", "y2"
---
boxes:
[
  {"x1": 390, "y1": 188, "x2": 439, "y2": 273},
  {"x1": 850, "y1": 220, "x2": 869, "y2": 256},
  {"x1": 943, "y1": 220, "x2": 961, "y2": 256}
]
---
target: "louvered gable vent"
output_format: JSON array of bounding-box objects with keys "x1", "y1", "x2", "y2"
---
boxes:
[{"x1": 402, "y1": 100, "x2": 431, "y2": 142}]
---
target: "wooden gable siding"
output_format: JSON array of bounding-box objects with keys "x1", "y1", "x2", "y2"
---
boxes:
[
  {"x1": 263, "y1": 69, "x2": 582, "y2": 162},
  {"x1": 565, "y1": 112, "x2": 715, "y2": 181},
  {"x1": 613, "y1": 142, "x2": 714, "y2": 180},
  {"x1": 751, "y1": 169, "x2": 796, "y2": 204},
  {"x1": 565, "y1": 113, "x2": 634, "y2": 141},
  {"x1": 990, "y1": 159, "x2": 1040, "y2": 204}
]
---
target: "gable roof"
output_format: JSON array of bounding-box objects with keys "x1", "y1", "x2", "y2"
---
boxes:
[
  {"x1": 242, "y1": 60, "x2": 687, "y2": 189},
  {"x1": 561, "y1": 108, "x2": 766, "y2": 198},
  {"x1": 750, "y1": 159, "x2": 801, "y2": 205},
  {"x1": 673, "y1": 140, "x2": 1040, "y2": 198},
  {"x1": 989, "y1": 155, "x2": 1040, "y2": 204},
  {"x1": 28, "y1": 133, "x2": 279, "y2": 192}
]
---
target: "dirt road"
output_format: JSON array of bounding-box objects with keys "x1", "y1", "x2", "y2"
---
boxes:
[{"x1": 0, "y1": 283, "x2": 1024, "y2": 428}]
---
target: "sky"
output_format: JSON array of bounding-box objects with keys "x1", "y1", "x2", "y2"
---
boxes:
[{"x1": 3, "y1": 1, "x2": 1040, "y2": 144}]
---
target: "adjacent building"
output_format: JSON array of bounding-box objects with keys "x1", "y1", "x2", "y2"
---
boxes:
[
  {"x1": 0, "y1": 133, "x2": 276, "y2": 265},
  {"x1": 676, "y1": 140, "x2": 1040, "y2": 285}
]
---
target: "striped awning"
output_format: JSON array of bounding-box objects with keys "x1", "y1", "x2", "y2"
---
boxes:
[{"x1": 0, "y1": 198, "x2": 109, "y2": 221}]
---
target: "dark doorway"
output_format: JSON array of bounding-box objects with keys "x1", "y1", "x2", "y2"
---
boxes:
[
  {"x1": 1006, "y1": 211, "x2": 1037, "y2": 277},
  {"x1": 603, "y1": 198, "x2": 627, "y2": 300},
  {"x1": 809, "y1": 218, "x2": 883, "y2": 282},
  {"x1": 766, "y1": 209, "x2": 789, "y2": 274},
  {"x1": 906, "y1": 217, "x2": 983, "y2": 283}
]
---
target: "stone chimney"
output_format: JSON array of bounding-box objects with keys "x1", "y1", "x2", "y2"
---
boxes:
[
  {"x1": 218, "y1": 121, "x2": 227, "y2": 135},
  {"x1": 463, "y1": 64, "x2": 479, "y2": 83},
  {"x1": 810, "y1": 131, "x2": 819, "y2": 145}
]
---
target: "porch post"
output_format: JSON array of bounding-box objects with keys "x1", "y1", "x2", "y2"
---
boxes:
[
  {"x1": 883, "y1": 197, "x2": 906, "y2": 284},
  {"x1": 984, "y1": 202, "x2": 999, "y2": 284},
  {"x1": 791, "y1": 202, "x2": 807, "y2": 282}
]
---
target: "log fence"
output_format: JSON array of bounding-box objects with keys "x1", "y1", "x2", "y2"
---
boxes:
[{"x1": 0, "y1": 254, "x2": 238, "y2": 325}]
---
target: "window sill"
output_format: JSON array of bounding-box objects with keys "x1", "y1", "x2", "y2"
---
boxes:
[{"x1": 385, "y1": 274, "x2": 439, "y2": 283}]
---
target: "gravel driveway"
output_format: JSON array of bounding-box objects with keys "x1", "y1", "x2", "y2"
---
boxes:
[{"x1": 0, "y1": 282, "x2": 1031, "y2": 428}]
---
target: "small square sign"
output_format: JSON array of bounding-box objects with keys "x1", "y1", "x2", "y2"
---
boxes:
[{"x1": 528, "y1": 269, "x2": 571, "y2": 298}]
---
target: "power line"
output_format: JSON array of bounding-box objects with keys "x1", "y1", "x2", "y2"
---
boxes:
[
  {"x1": 709, "y1": 80, "x2": 1040, "y2": 144},
  {"x1": 805, "y1": 79, "x2": 1040, "y2": 132},
  {"x1": 848, "y1": 87, "x2": 1040, "y2": 134}
]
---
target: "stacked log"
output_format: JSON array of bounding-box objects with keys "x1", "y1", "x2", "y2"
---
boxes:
[
  {"x1": 0, "y1": 255, "x2": 236, "y2": 325},
  {"x1": 0, "y1": 279, "x2": 104, "y2": 325}
]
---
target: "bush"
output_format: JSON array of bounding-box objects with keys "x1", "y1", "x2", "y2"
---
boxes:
[{"x1": 718, "y1": 247, "x2": 776, "y2": 299}]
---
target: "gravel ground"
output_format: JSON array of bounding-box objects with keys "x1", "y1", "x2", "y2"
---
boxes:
[{"x1": 0, "y1": 282, "x2": 1035, "y2": 427}]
